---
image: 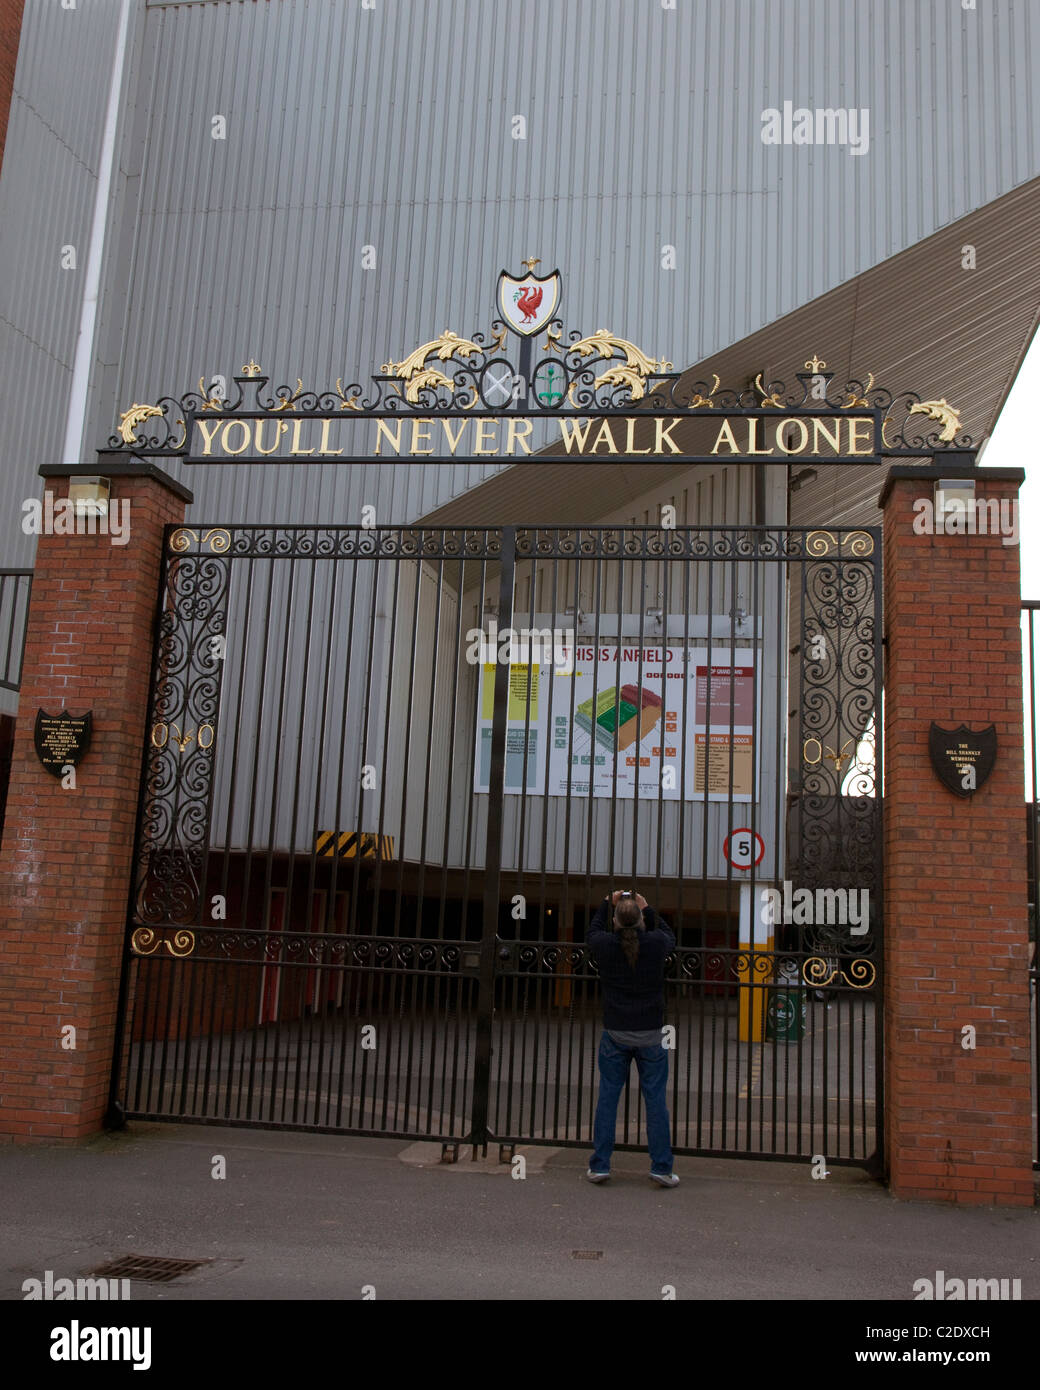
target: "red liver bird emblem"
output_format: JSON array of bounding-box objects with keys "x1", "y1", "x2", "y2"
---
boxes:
[
  {"x1": 497, "y1": 264, "x2": 561, "y2": 336},
  {"x1": 516, "y1": 285, "x2": 543, "y2": 323}
]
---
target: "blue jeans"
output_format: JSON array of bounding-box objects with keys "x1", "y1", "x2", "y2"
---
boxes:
[{"x1": 590, "y1": 1031, "x2": 674, "y2": 1175}]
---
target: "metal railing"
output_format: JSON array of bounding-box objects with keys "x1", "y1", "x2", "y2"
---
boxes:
[{"x1": 121, "y1": 931, "x2": 875, "y2": 1162}]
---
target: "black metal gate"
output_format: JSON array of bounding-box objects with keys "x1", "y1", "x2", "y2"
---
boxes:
[{"x1": 110, "y1": 524, "x2": 882, "y2": 1165}]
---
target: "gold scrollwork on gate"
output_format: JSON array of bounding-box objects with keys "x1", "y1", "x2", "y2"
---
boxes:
[
  {"x1": 805, "y1": 530, "x2": 836, "y2": 556},
  {"x1": 151, "y1": 722, "x2": 215, "y2": 752},
  {"x1": 169, "y1": 527, "x2": 232, "y2": 554},
  {"x1": 131, "y1": 927, "x2": 196, "y2": 957},
  {"x1": 806, "y1": 529, "x2": 873, "y2": 558},
  {"x1": 802, "y1": 956, "x2": 876, "y2": 990},
  {"x1": 843, "y1": 530, "x2": 874, "y2": 556},
  {"x1": 802, "y1": 738, "x2": 822, "y2": 765}
]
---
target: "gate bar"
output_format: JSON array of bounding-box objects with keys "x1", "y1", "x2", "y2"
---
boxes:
[{"x1": 471, "y1": 526, "x2": 516, "y2": 1148}]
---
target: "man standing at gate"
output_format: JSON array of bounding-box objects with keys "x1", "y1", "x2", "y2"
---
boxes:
[{"x1": 586, "y1": 890, "x2": 678, "y2": 1187}]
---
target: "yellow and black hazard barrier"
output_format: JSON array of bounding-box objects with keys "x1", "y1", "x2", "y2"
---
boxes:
[{"x1": 315, "y1": 831, "x2": 395, "y2": 861}]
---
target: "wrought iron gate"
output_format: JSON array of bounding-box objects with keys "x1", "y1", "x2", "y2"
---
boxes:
[{"x1": 110, "y1": 524, "x2": 882, "y2": 1165}]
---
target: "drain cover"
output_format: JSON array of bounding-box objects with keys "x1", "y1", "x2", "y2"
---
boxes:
[
  {"x1": 89, "y1": 1255, "x2": 212, "y2": 1284},
  {"x1": 570, "y1": 1250, "x2": 603, "y2": 1260}
]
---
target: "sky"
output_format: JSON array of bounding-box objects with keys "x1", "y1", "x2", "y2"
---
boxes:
[
  {"x1": 981, "y1": 325, "x2": 1039, "y2": 597},
  {"x1": 981, "y1": 326, "x2": 1040, "y2": 795}
]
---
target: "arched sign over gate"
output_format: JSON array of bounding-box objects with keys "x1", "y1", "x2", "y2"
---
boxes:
[{"x1": 106, "y1": 262, "x2": 973, "y2": 470}]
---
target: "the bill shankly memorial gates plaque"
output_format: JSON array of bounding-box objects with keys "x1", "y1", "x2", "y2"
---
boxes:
[{"x1": 2, "y1": 265, "x2": 1032, "y2": 1200}]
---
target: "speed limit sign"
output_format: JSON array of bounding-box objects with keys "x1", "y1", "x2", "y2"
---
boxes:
[{"x1": 723, "y1": 828, "x2": 765, "y2": 870}]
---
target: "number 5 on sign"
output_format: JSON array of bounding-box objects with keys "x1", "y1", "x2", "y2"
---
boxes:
[{"x1": 723, "y1": 828, "x2": 765, "y2": 871}]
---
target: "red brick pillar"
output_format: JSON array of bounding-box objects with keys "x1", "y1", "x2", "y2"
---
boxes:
[
  {"x1": 881, "y1": 464, "x2": 1035, "y2": 1205},
  {"x1": 0, "y1": 462, "x2": 191, "y2": 1142}
]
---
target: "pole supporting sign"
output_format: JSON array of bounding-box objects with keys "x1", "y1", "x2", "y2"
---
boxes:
[{"x1": 109, "y1": 262, "x2": 971, "y2": 467}]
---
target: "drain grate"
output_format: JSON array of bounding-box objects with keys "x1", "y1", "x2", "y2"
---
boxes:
[
  {"x1": 570, "y1": 1250, "x2": 603, "y2": 1260},
  {"x1": 89, "y1": 1255, "x2": 212, "y2": 1284}
]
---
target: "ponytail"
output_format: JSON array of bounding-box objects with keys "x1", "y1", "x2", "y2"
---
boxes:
[{"x1": 613, "y1": 898, "x2": 644, "y2": 968}]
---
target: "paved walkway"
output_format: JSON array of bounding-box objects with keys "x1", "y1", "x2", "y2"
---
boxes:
[{"x1": 1, "y1": 1123, "x2": 1036, "y2": 1301}]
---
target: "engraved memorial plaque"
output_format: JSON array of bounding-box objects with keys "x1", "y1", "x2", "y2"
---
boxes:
[
  {"x1": 33, "y1": 709, "x2": 93, "y2": 778},
  {"x1": 928, "y1": 722, "x2": 996, "y2": 797}
]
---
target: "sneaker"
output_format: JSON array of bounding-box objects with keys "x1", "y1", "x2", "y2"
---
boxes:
[
  {"x1": 586, "y1": 1169, "x2": 610, "y2": 1183},
  {"x1": 650, "y1": 1171, "x2": 679, "y2": 1188}
]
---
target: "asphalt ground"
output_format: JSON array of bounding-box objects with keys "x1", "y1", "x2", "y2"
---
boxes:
[{"x1": 1, "y1": 1121, "x2": 1036, "y2": 1303}]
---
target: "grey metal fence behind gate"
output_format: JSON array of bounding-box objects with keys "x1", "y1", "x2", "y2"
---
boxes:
[{"x1": 112, "y1": 525, "x2": 882, "y2": 1165}]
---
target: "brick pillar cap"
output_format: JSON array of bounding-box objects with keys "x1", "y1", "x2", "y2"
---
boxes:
[
  {"x1": 39, "y1": 455, "x2": 194, "y2": 505},
  {"x1": 878, "y1": 462, "x2": 1024, "y2": 510}
]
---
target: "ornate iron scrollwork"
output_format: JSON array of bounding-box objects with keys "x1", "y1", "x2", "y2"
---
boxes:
[{"x1": 131, "y1": 550, "x2": 229, "y2": 926}]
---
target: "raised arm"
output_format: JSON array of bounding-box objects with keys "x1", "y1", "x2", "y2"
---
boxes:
[{"x1": 635, "y1": 894, "x2": 676, "y2": 950}]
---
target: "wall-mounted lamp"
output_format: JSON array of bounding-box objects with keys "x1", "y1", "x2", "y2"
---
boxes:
[
  {"x1": 934, "y1": 477, "x2": 975, "y2": 527},
  {"x1": 68, "y1": 476, "x2": 111, "y2": 516},
  {"x1": 645, "y1": 607, "x2": 663, "y2": 631}
]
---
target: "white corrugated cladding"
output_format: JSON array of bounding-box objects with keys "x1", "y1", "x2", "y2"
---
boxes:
[
  {"x1": 0, "y1": 0, "x2": 130, "y2": 570},
  {"x1": 1, "y1": 0, "x2": 1039, "y2": 562}
]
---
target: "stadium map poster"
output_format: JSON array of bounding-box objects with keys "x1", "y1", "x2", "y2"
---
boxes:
[{"x1": 473, "y1": 647, "x2": 756, "y2": 801}]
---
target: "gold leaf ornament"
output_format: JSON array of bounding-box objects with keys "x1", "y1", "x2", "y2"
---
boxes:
[
  {"x1": 272, "y1": 379, "x2": 304, "y2": 411},
  {"x1": 198, "y1": 378, "x2": 225, "y2": 411},
  {"x1": 841, "y1": 372, "x2": 875, "y2": 409},
  {"x1": 908, "y1": 398, "x2": 961, "y2": 443},
  {"x1": 686, "y1": 374, "x2": 721, "y2": 409},
  {"x1": 118, "y1": 403, "x2": 163, "y2": 444},
  {"x1": 754, "y1": 374, "x2": 783, "y2": 408},
  {"x1": 382, "y1": 330, "x2": 484, "y2": 404},
  {"x1": 566, "y1": 329, "x2": 670, "y2": 402}
]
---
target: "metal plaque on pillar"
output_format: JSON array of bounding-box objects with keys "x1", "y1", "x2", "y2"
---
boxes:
[
  {"x1": 34, "y1": 709, "x2": 93, "y2": 778},
  {"x1": 928, "y1": 722, "x2": 996, "y2": 797}
]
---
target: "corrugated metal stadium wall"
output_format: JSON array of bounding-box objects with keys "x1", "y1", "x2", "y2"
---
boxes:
[
  {"x1": 0, "y1": 0, "x2": 132, "y2": 571},
  {"x1": 2, "y1": 0, "x2": 1040, "y2": 567}
]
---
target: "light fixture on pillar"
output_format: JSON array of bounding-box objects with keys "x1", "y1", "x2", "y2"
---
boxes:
[
  {"x1": 934, "y1": 477, "x2": 975, "y2": 530},
  {"x1": 67, "y1": 476, "x2": 111, "y2": 516}
]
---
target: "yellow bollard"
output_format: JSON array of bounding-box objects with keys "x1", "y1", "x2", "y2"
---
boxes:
[
  {"x1": 736, "y1": 936, "x2": 773, "y2": 1041},
  {"x1": 737, "y1": 882, "x2": 773, "y2": 1042}
]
